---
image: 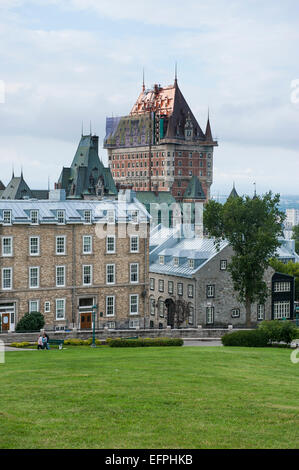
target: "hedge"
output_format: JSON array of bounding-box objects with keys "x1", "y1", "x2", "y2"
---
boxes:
[
  {"x1": 10, "y1": 342, "x2": 31, "y2": 348},
  {"x1": 221, "y1": 330, "x2": 269, "y2": 347},
  {"x1": 258, "y1": 320, "x2": 298, "y2": 345},
  {"x1": 108, "y1": 338, "x2": 184, "y2": 347}
]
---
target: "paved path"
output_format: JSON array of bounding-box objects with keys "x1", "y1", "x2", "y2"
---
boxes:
[
  {"x1": 4, "y1": 346, "x2": 36, "y2": 351},
  {"x1": 183, "y1": 340, "x2": 222, "y2": 347}
]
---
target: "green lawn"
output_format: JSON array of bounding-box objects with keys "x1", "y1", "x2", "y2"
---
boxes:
[{"x1": 0, "y1": 346, "x2": 299, "y2": 449}]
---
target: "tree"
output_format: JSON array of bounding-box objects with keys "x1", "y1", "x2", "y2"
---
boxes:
[
  {"x1": 292, "y1": 224, "x2": 299, "y2": 254},
  {"x1": 203, "y1": 192, "x2": 285, "y2": 327},
  {"x1": 15, "y1": 312, "x2": 45, "y2": 332},
  {"x1": 269, "y1": 258, "x2": 299, "y2": 301},
  {"x1": 165, "y1": 297, "x2": 191, "y2": 328}
]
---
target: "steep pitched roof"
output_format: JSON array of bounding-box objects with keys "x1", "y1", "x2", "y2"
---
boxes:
[
  {"x1": 0, "y1": 175, "x2": 33, "y2": 200},
  {"x1": 205, "y1": 116, "x2": 213, "y2": 142},
  {"x1": 0, "y1": 180, "x2": 5, "y2": 191},
  {"x1": 183, "y1": 176, "x2": 206, "y2": 200},
  {"x1": 228, "y1": 184, "x2": 239, "y2": 199}
]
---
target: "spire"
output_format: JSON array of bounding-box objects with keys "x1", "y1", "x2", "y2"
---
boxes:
[
  {"x1": 228, "y1": 183, "x2": 239, "y2": 199},
  {"x1": 205, "y1": 109, "x2": 213, "y2": 141},
  {"x1": 81, "y1": 121, "x2": 83, "y2": 137},
  {"x1": 174, "y1": 61, "x2": 178, "y2": 86},
  {"x1": 21, "y1": 166, "x2": 23, "y2": 179},
  {"x1": 12, "y1": 165, "x2": 14, "y2": 179},
  {"x1": 142, "y1": 68, "x2": 145, "y2": 92},
  {"x1": 253, "y1": 182, "x2": 257, "y2": 199}
]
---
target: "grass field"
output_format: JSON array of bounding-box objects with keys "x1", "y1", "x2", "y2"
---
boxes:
[{"x1": 0, "y1": 345, "x2": 299, "y2": 449}]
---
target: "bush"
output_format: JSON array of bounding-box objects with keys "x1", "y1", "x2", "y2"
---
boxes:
[
  {"x1": 63, "y1": 338, "x2": 85, "y2": 346},
  {"x1": 15, "y1": 312, "x2": 45, "y2": 332},
  {"x1": 221, "y1": 330, "x2": 269, "y2": 347},
  {"x1": 259, "y1": 320, "x2": 298, "y2": 344},
  {"x1": 10, "y1": 342, "x2": 31, "y2": 348},
  {"x1": 108, "y1": 337, "x2": 184, "y2": 348}
]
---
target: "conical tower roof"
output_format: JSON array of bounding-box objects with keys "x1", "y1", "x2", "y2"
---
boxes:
[
  {"x1": 183, "y1": 175, "x2": 206, "y2": 200},
  {"x1": 228, "y1": 183, "x2": 239, "y2": 199}
]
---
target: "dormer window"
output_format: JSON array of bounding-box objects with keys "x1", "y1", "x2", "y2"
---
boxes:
[
  {"x1": 57, "y1": 210, "x2": 65, "y2": 224},
  {"x1": 159, "y1": 256, "x2": 164, "y2": 265},
  {"x1": 30, "y1": 210, "x2": 39, "y2": 225},
  {"x1": 189, "y1": 259, "x2": 194, "y2": 269},
  {"x1": 84, "y1": 210, "x2": 92, "y2": 224},
  {"x1": 3, "y1": 210, "x2": 12, "y2": 225},
  {"x1": 130, "y1": 210, "x2": 139, "y2": 223},
  {"x1": 173, "y1": 257, "x2": 179, "y2": 267},
  {"x1": 107, "y1": 209, "x2": 115, "y2": 224}
]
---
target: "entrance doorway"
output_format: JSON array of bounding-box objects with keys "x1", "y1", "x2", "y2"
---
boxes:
[
  {"x1": 80, "y1": 313, "x2": 92, "y2": 329},
  {"x1": 0, "y1": 303, "x2": 15, "y2": 332},
  {"x1": 165, "y1": 298, "x2": 175, "y2": 328},
  {"x1": 1, "y1": 313, "x2": 10, "y2": 332}
]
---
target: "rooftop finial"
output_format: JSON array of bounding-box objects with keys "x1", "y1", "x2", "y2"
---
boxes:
[
  {"x1": 12, "y1": 164, "x2": 14, "y2": 179},
  {"x1": 142, "y1": 67, "x2": 145, "y2": 92},
  {"x1": 174, "y1": 61, "x2": 178, "y2": 85},
  {"x1": 253, "y1": 181, "x2": 257, "y2": 197},
  {"x1": 21, "y1": 165, "x2": 23, "y2": 179},
  {"x1": 81, "y1": 121, "x2": 83, "y2": 137}
]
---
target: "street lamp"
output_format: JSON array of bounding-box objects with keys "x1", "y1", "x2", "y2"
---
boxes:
[{"x1": 91, "y1": 304, "x2": 98, "y2": 348}]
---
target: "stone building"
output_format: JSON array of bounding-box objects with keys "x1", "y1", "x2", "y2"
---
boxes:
[
  {"x1": 148, "y1": 226, "x2": 295, "y2": 328},
  {"x1": 0, "y1": 190, "x2": 150, "y2": 332},
  {"x1": 104, "y1": 77, "x2": 217, "y2": 202}
]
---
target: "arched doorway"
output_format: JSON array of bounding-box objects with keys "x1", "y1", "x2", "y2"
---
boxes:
[{"x1": 165, "y1": 298, "x2": 175, "y2": 328}]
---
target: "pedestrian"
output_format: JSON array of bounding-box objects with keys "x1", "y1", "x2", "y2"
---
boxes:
[
  {"x1": 44, "y1": 331, "x2": 50, "y2": 350},
  {"x1": 42, "y1": 333, "x2": 48, "y2": 350},
  {"x1": 37, "y1": 334, "x2": 43, "y2": 350}
]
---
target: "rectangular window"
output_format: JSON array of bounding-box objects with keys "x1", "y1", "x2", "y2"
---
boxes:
[
  {"x1": 44, "y1": 301, "x2": 51, "y2": 313},
  {"x1": 106, "y1": 264, "x2": 115, "y2": 284},
  {"x1": 2, "y1": 267, "x2": 12, "y2": 290},
  {"x1": 173, "y1": 257, "x2": 179, "y2": 267},
  {"x1": 177, "y1": 283, "x2": 183, "y2": 296},
  {"x1": 130, "y1": 263, "x2": 139, "y2": 283},
  {"x1": 188, "y1": 259, "x2": 194, "y2": 269},
  {"x1": 130, "y1": 236, "x2": 139, "y2": 252},
  {"x1": 274, "y1": 282, "x2": 291, "y2": 292},
  {"x1": 83, "y1": 235, "x2": 92, "y2": 254},
  {"x1": 106, "y1": 236, "x2": 115, "y2": 253},
  {"x1": 57, "y1": 210, "x2": 65, "y2": 224},
  {"x1": 56, "y1": 298, "x2": 65, "y2": 320},
  {"x1": 30, "y1": 236, "x2": 40, "y2": 256},
  {"x1": 107, "y1": 209, "x2": 115, "y2": 224},
  {"x1": 158, "y1": 279, "x2": 164, "y2": 292},
  {"x1": 159, "y1": 256, "x2": 164, "y2": 265},
  {"x1": 206, "y1": 307, "x2": 214, "y2": 324},
  {"x1": 220, "y1": 260, "x2": 227, "y2": 270},
  {"x1": 189, "y1": 306, "x2": 194, "y2": 325},
  {"x1": 84, "y1": 210, "x2": 92, "y2": 224},
  {"x1": 257, "y1": 304, "x2": 265, "y2": 321},
  {"x1": 231, "y1": 308, "x2": 240, "y2": 318},
  {"x1": 273, "y1": 301, "x2": 290, "y2": 319},
  {"x1": 3, "y1": 210, "x2": 12, "y2": 225},
  {"x1": 83, "y1": 265, "x2": 92, "y2": 286},
  {"x1": 168, "y1": 281, "x2": 174, "y2": 294},
  {"x1": 158, "y1": 299, "x2": 164, "y2": 317},
  {"x1": 29, "y1": 300, "x2": 39, "y2": 313},
  {"x1": 107, "y1": 321, "x2": 115, "y2": 329},
  {"x1": 29, "y1": 267, "x2": 39, "y2": 288},
  {"x1": 129, "y1": 210, "x2": 139, "y2": 223},
  {"x1": 130, "y1": 294, "x2": 139, "y2": 315},
  {"x1": 56, "y1": 266, "x2": 65, "y2": 287},
  {"x1": 129, "y1": 319, "x2": 139, "y2": 329},
  {"x1": 2, "y1": 237, "x2": 13, "y2": 256},
  {"x1": 30, "y1": 210, "x2": 39, "y2": 225},
  {"x1": 106, "y1": 296, "x2": 115, "y2": 316},
  {"x1": 150, "y1": 298, "x2": 155, "y2": 315},
  {"x1": 188, "y1": 284, "x2": 194, "y2": 298},
  {"x1": 56, "y1": 236, "x2": 66, "y2": 255},
  {"x1": 150, "y1": 278, "x2": 155, "y2": 290},
  {"x1": 207, "y1": 285, "x2": 215, "y2": 298}
]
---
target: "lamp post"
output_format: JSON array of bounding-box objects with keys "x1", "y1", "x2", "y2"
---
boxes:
[{"x1": 91, "y1": 304, "x2": 98, "y2": 348}]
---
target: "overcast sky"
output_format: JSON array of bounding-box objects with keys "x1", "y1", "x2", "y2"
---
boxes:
[{"x1": 0, "y1": 0, "x2": 299, "y2": 196}]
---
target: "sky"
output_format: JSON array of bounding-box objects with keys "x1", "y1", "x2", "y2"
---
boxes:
[{"x1": 0, "y1": 0, "x2": 299, "y2": 196}]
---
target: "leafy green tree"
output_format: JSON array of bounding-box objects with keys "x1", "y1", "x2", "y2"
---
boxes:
[
  {"x1": 269, "y1": 258, "x2": 299, "y2": 301},
  {"x1": 15, "y1": 312, "x2": 45, "y2": 332},
  {"x1": 292, "y1": 224, "x2": 299, "y2": 254},
  {"x1": 203, "y1": 192, "x2": 285, "y2": 327}
]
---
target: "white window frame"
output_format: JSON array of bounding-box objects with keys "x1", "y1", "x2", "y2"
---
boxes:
[
  {"x1": 56, "y1": 236, "x2": 66, "y2": 255},
  {"x1": 29, "y1": 266, "x2": 40, "y2": 289},
  {"x1": 83, "y1": 265, "x2": 93, "y2": 286},
  {"x1": 2, "y1": 267, "x2": 12, "y2": 290},
  {"x1": 130, "y1": 210, "x2": 139, "y2": 223},
  {"x1": 168, "y1": 281, "x2": 174, "y2": 294},
  {"x1": 56, "y1": 265, "x2": 66, "y2": 287},
  {"x1": 2, "y1": 237, "x2": 13, "y2": 257},
  {"x1": 206, "y1": 306, "x2": 214, "y2": 324},
  {"x1": 188, "y1": 259, "x2": 194, "y2": 269},
  {"x1": 56, "y1": 298, "x2": 66, "y2": 320},
  {"x1": 220, "y1": 260, "x2": 227, "y2": 271},
  {"x1": 29, "y1": 236, "x2": 40, "y2": 256},
  {"x1": 44, "y1": 301, "x2": 51, "y2": 313},
  {"x1": 84, "y1": 210, "x2": 92, "y2": 224},
  {"x1": 150, "y1": 298, "x2": 155, "y2": 316},
  {"x1": 257, "y1": 304, "x2": 265, "y2": 321},
  {"x1": 188, "y1": 306, "x2": 194, "y2": 325},
  {"x1": 57, "y1": 210, "x2": 65, "y2": 224},
  {"x1": 106, "y1": 235, "x2": 116, "y2": 254},
  {"x1": 159, "y1": 255, "x2": 164, "y2": 265},
  {"x1": 177, "y1": 283, "x2": 183, "y2": 296},
  {"x1": 106, "y1": 295, "x2": 115, "y2": 317},
  {"x1": 150, "y1": 278, "x2": 155, "y2": 290},
  {"x1": 173, "y1": 257, "x2": 179, "y2": 267},
  {"x1": 274, "y1": 282, "x2": 291, "y2": 292},
  {"x1": 107, "y1": 209, "x2": 115, "y2": 224},
  {"x1": 83, "y1": 235, "x2": 92, "y2": 254},
  {"x1": 129, "y1": 318, "x2": 139, "y2": 329},
  {"x1": 231, "y1": 308, "x2": 240, "y2": 318},
  {"x1": 3, "y1": 210, "x2": 12, "y2": 225},
  {"x1": 273, "y1": 301, "x2": 290, "y2": 319},
  {"x1": 130, "y1": 263, "x2": 139, "y2": 284},
  {"x1": 29, "y1": 299, "x2": 40, "y2": 313},
  {"x1": 130, "y1": 294, "x2": 139, "y2": 315},
  {"x1": 188, "y1": 284, "x2": 194, "y2": 298},
  {"x1": 30, "y1": 210, "x2": 39, "y2": 225},
  {"x1": 207, "y1": 285, "x2": 215, "y2": 298},
  {"x1": 130, "y1": 235, "x2": 139, "y2": 253},
  {"x1": 106, "y1": 264, "x2": 115, "y2": 285}
]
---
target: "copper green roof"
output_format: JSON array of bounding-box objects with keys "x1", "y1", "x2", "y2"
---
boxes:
[
  {"x1": 1, "y1": 175, "x2": 33, "y2": 200},
  {"x1": 183, "y1": 176, "x2": 206, "y2": 200},
  {"x1": 135, "y1": 191, "x2": 176, "y2": 207},
  {"x1": 228, "y1": 184, "x2": 239, "y2": 199}
]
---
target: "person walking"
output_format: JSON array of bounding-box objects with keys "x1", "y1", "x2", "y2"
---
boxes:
[
  {"x1": 44, "y1": 331, "x2": 50, "y2": 350},
  {"x1": 42, "y1": 333, "x2": 48, "y2": 350},
  {"x1": 37, "y1": 334, "x2": 43, "y2": 350}
]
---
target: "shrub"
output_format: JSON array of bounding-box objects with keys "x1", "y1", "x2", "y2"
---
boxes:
[
  {"x1": 221, "y1": 330, "x2": 269, "y2": 347},
  {"x1": 63, "y1": 338, "x2": 84, "y2": 346},
  {"x1": 259, "y1": 320, "x2": 298, "y2": 344},
  {"x1": 108, "y1": 337, "x2": 184, "y2": 348},
  {"x1": 10, "y1": 342, "x2": 31, "y2": 348},
  {"x1": 15, "y1": 312, "x2": 45, "y2": 332}
]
